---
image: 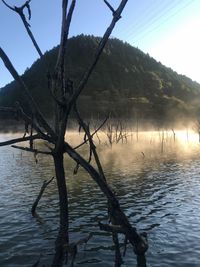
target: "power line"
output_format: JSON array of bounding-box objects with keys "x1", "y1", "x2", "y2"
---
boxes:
[
  {"x1": 122, "y1": 0, "x2": 181, "y2": 39},
  {"x1": 121, "y1": 0, "x2": 196, "y2": 46},
  {"x1": 122, "y1": 0, "x2": 168, "y2": 35}
]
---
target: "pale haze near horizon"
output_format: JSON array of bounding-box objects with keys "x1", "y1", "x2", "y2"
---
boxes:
[{"x1": 0, "y1": 0, "x2": 200, "y2": 88}]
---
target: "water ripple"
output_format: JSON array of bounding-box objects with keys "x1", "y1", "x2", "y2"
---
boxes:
[{"x1": 1, "y1": 137, "x2": 200, "y2": 266}]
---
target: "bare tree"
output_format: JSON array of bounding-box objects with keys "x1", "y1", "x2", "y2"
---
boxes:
[
  {"x1": 105, "y1": 118, "x2": 129, "y2": 146},
  {"x1": 0, "y1": 1, "x2": 148, "y2": 266}
]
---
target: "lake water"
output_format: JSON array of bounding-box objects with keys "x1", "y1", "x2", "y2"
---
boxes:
[{"x1": 1, "y1": 132, "x2": 200, "y2": 266}]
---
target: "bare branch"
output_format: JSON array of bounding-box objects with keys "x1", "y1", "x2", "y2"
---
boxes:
[
  {"x1": 73, "y1": 116, "x2": 108, "y2": 149},
  {"x1": 112, "y1": 231, "x2": 123, "y2": 266},
  {"x1": 0, "y1": 134, "x2": 40, "y2": 147},
  {"x1": 11, "y1": 145, "x2": 52, "y2": 155},
  {"x1": 68, "y1": 0, "x2": 128, "y2": 108},
  {"x1": 52, "y1": 0, "x2": 76, "y2": 151},
  {"x1": 0, "y1": 48, "x2": 23, "y2": 83},
  {"x1": 0, "y1": 106, "x2": 50, "y2": 141},
  {"x1": 74, "y1": 104, "x2": 106, "y2": 181},
  {"x1": 123, "y1": 236, "x2": 128, "y2": 257},
  {"x1": 1, "y1": 0, "x2": 42, "y2": 57},
  {"x1": 103, "y1": 0, "x2": 115, "y2": 14},
  {"x1": 31, "y1": 177, "x2": 55, "y2": 214},
  {"x1": 1, "y1": 0, "x2": 15, "y2": 10},
  {"x1": 0, "y1": 48, "x2": 55, "y2": 138},
  {"x1": 56, "y1": 0, "x2": 76, "y2": 72},
  {"x1": 18, "y1": 11, "x2": 42, "y2": 58},
  {"x1": 64, "y1": 233, "x2": 93, "y2": 250},
  {"x1": 1, "y1": 0, "x2": 149, "y2": 262},
  {"x1": 63, "y1": 233, "x2": 93, "y2": 267},
  {"x1": 20, "y1": 0, "x2": 31, "y2": 10},
  {"x1": 26, "y1": 1, "x2": 31, "y2": 20},
  {"x1": 47, "y1": 72, "x2": 66, "y2": 106}
]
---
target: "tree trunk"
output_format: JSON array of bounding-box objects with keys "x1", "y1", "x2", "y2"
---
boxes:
[{"x1": 52, "y1": 152, "x2": 69, "y2": 267}]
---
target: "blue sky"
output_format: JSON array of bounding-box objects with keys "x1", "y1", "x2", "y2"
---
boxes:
[{"x1": 0, "y1": 0, "x2": 200, "y2": 88}]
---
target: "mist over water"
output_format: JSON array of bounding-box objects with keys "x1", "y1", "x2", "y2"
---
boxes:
[
  {"x1": 66, "y1": 128, "x2": 200, "y2": 165},
  {"x1": 1, "y1": 129, "x2": 200, "y2": 266}
]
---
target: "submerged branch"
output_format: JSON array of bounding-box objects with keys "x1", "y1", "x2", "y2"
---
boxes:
[
  {"x1": 31, "y1": 177, "x2": 55, "y2": 215},
  {"x1": 64, "y1": 233, "x2": 93, "y2": 267}
]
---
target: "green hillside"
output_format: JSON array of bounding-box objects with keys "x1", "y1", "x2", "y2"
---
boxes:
[{"x1": 1, "y1": 35, "x2": 200, "y2": 124}]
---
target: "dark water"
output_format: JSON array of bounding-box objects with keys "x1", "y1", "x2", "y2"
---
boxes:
[{"x1": 1, "y1": 134, "x2": 200, "y2": 266}]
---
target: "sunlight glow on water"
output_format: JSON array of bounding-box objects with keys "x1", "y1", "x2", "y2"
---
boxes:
[{"x1": 0, "y1": 131, "x2": 200, "y2": 266}]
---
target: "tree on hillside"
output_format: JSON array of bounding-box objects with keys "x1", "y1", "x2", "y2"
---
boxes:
[
  {"x1": 144, "y1": 71, "x2": 163, "y2": 99},
  {"x1": 0, "y1": 1, "x2": 148, "y2": 266}
]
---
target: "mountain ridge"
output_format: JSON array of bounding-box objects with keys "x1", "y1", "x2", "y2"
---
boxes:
[{"x1": 1, "y1": 35, "x2": 200, "y2": 124}]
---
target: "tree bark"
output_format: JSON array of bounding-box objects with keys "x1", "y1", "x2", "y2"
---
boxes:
[{"x1": 52, "y1": 153, "x2": 69, "y2": 267}]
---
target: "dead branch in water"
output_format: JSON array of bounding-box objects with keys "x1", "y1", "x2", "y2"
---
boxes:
[
  {"x1": 31, "y1": 177, "x2": 55, "y2": 215},
  {"x1": 0, "y1": 1, "x2": 149, "y2": 266}
]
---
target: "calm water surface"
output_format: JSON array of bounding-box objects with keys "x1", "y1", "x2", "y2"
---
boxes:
[{"x1": 1, "y1": 133, "x2": 200, "y2": 266}]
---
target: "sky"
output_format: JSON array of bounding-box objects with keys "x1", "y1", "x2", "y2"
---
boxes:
[{"x1": 0, "y1": 0, "x2": 200, "y2": 88}]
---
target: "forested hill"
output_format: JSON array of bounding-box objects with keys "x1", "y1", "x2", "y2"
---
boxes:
[{"x1": 1, "y1": 35, "x2": 200, "y2": 123}]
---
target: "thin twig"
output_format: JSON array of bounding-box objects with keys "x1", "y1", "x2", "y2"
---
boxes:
[
  {"x1": 1, "y1": 0, "x2": 15, "y2": 10},
  {"x1": 103, "y1": 0, "x2": 115, "y2": 14},
  {"x1": 1, "y1": 0, "x2": 43, "y2": 57},
  {"x1": 74, "y1": 104, "x2": 106, "y2": 181},
  {"x1": 73, "y1": 116, "x2": 108, "y2": 149}
]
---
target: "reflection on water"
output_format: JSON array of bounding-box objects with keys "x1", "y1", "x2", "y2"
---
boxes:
[{"x1": 1, "y1": 132, "x2": 200, "y2": 266}]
